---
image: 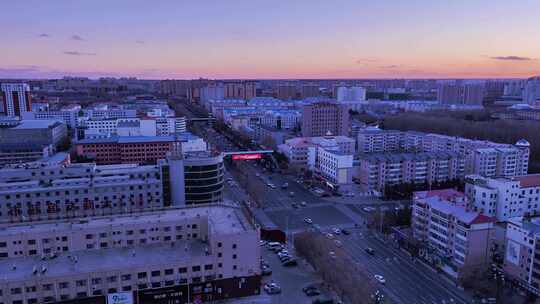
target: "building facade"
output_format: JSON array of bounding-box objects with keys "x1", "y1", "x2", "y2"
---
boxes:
[
  {"x1": 412, "y1": 189, "x2": 496, "y2": 278},
  {"x1": 1, "y1": 83, "x2": 32, "y2": 117},
  {"x1": 0, "y1": 205, "x2": 261, "y2": 304},
  {"x1": 301, "y1": 101, "x2": 349, "y2": 137}
]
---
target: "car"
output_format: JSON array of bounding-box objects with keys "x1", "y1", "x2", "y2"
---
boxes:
[
  {"x1": 374, "y1": 274, "x2": 386, "y2": 284},
  {"x1": 334, "y1": 240, "x2": 343, "y2": 247},
  {"x1": 267, "y1": 242, "x2": 282, "y2": 251},
  {"x1": 332, "y1": 228, "x2": 341, "y2": 235},
  {"x1": 281, "y1": 182, "x2": 289, "y2": 189},
  {"x1": 304, "y1": 287, "x2": 321, "y2": 296},
  {"x1": 301, "y1": 201, "x2": 307, "y2": 207},
  {"x1": 365, "y1": 247, "x2": 375, "y2": 255},
  {"x1": 292, "y1": 203, "x2": 299, "y2": 209},
  {"x1": 289, "y1": 191, "x2": 295, "y2": 197},
  {"x1": 304, "y1": 217, "x2": 313, "y2": 224},
  {"x1": 255, "y1": 173, "x2": 260, "y2": 177},
  {"x1": 302, "y1": 284, "x2": 319, "y2": 292},
  {"x1": 262, "y1": 265, "x2": 272, "y2": 276},
  {"x1": 362, "y1": 206, "x2": 376, "y2": 212},
  {"x1": 264, "y1": 282, "x2": 281, "y2": 294},
  {"x1": 279, "y1": 255, "x2": 293, "y2": 262},
  {"x1": 341, "y1": 229, "x2": 350, "y2": 235},
  {"x1": 259, "y1": 240, "x2": 267, "y2": 246},
  {"x1": 277, "y1": 250, "x2": 289, "y2": 258},
  {"x1": 272, "y1": 245, "x2": 286, "y2": 253},
  {"x1": 326, "y1": 233, "x2": 334, "y2": 239},
  {"x1": 282, "y1": 258, "x2": 298, "y2": 267}
]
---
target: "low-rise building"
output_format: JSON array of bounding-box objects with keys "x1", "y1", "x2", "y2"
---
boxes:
[
  {"x1": 0, "y1": 205, "x2": 261, "y2": 304},
  {"x1": 412, "y1": 189, "x2": 496, "y2": 279}
]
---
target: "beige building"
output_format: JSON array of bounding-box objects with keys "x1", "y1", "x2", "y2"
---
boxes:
[{"x1": 0, "y1": 205, "x2": 261, "y2": 304}]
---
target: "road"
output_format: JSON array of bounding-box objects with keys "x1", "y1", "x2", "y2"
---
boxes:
[{"x1": 181, "y1": 101, "x2": 474, "y2": 304}]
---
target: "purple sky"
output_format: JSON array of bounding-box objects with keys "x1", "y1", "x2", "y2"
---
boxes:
[{"x1": 1, "y1": 0, "x2": 540, "y2": 79}]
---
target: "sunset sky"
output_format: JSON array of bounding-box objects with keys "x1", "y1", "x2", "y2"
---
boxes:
[{"x1": 2, "y1": 0, "x2": 540, "y2": 79}]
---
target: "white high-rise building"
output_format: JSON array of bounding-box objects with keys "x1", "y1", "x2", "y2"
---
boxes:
[
  {"x1": 1, "y1": 83, "x2": 32, "y2": 117},
  {"x1": 523, "y1": 76, "x2": 540, "y2": 105}
]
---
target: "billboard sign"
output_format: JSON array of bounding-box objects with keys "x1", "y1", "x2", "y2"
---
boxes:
[{"x1": 232, "y1": 153, "x2": 262, "y2": 161}]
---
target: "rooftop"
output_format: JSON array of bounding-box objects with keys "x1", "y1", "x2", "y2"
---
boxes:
[
  {"x1": 0, "y1": 240, "x2": 205, "y2": 282},
  {"x1": 419, "y1": 196, "x2": 496, "y2": 226},
  {"x1": 10, "y1": 120, "x2": 63, "y2": 129},
  {"x1": 512, "y1": 174, "x2": 540, "y2": 188}
]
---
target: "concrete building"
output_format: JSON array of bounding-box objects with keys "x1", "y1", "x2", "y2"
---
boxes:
[
  {"x1": 437, "y1": 84, "x2": 485, "y2": 105},
  {"x1": 412, "y1": 189, "x2": 496, "y2": 278},
  {"x1": 277, "y1": 84, "x2": 297, "y2": 100},
  {"x1": 81, "y1": 117, "x2": 187, "y2": 139},
  {"x1": 356, "y1": 127, "x2": 530, "y2": 178},
  {"x1": 1, "y1": 83, "x2": 32, "y2": 117},
  {"x1": 504, "y1": 216, "x2": 540, "y2": 295},
  {"x1": 200, "y1": 83, "x2": 225, "y2": 102},
  {"x1": 278, "y1": 135, "x2": 355, "y2": 190},
  {"x1": 358, "y1": 151, "x2": 465, "y2": 192},
  {"x1": 22, "y1": 108, "x2": 79, "y2": 128},
  {"x1": 336, "y1": 86, "x2": 366, "y2": 102},
  {"x1": 301, "y1": 101, "x2": 350, "y2": 137},
  {"x1": 82, "y1": 108, "x2": 137, "y2": 120},
  {"x1": 224, "y1": 81, "x2": 257, "y2": 100},
  {"x1": 0, "y1": 144, "x2": 55, "y2": 167},
  {"x1": 0, "y1": 205, "x2": 261, "y2": 304},
  {"x1": 465, "y1": 174, "x2": 540, "y2": 221},
  {"x1": 300, "y1": 83, "x2": 320, "y2": 99},
  {"x1": 182, "y1": 152, "x2": 225, "y2": 205},
  {"x1": 0, "y1": 120, "x2": 68, "y2": 150},
  {"x1": 523, "y1": 76, "x2": 540, "y2": 105}
]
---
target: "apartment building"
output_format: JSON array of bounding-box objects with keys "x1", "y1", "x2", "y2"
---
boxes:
[
  {"x1": 301, "y1": 101, "x2": 350, "y2": 137},
  {"x1": 465, "y1": 174, "x2": 540, "y2": 221},
  {"x1": 356, "y1": 127, "x2": 530, "y2": 178},
  {"x1": 1, "y1": 83, "x2": 32, "y2": 117},
  {"x1": 412, "y1": 189, "x2": 496, "y2": 278},
  {"x1": 0, "y1": 205, "x2": 261, "y2": 304},
  {"x1": 504, "y1": 216, "x2": 540, "y2": 296},
  {"x1": 358, "y1": 151, "x2": 465, "y2": 192}
]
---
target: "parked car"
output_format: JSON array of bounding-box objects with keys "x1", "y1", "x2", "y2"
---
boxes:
[
  {"x1": 365, "y1": 247, "x2": 375, "y2": 255},
  {"x1": 341, "y1": 229, "x2": 350, "y2": 235},
  {"x1": 277, "y1": 250, "x2": 289, "y2": 258},
  {"x1": 262, "y1": 265, "x2": 272, "y2": 276},
  {"x1": 304, "y1": 287, "x2": 321, "y2": 296},
  {"x1": 334, "y1": 240, "x2": 343, "y2": 247},
  {"x1": 304, "y1": 217, "x2": 313, "y2": 224},
  {"x1": 292, "y1": 203, "x2": 299, "y2": 209},
  {"x1": 325, "y1": 233, "x2": 334, "y2": 239},
  {"x1": 332, "y1": 228, "x2": 341, "y2": 235},
  {"x1": 259, "y1": 240, "x2": 267, "y2": 246},
  {"x1": 264, "y1": 282, "x2": 281, "y2": 294},
  {"x1": 282, "y1": 258, "x2": 298, "y2": 267},
  {"x1": 267, "y1": 242, "x2": 282, "y2": 251},
  {"x1": 301, "y1": 201, "x2": 307, "y2": 207},
  {"x1": 374, "y1": 274, "x2": 386, "y2": 284},
  {"x1": 279, "y1": 254, "x2": 292, "y2": 262}
]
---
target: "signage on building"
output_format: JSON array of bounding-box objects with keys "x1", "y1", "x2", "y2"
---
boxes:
[
  {"x1": 231, "y1": 153, "x2": 262, "y2": 161},
  {"x1": 107, "y1": 292, "x2": 133, "y2": 304}
]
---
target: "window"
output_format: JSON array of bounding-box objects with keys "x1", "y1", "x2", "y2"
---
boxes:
[
  {"x1": 217, "y1": 242, "x2": 222, "y2": 248},
  {"x1": 165, "y1": 280, "x2": 174, "y2": 286},
  {"x1": 121, "y1": 274, "x2": 132, "y2": 281},
  {"x1": 76, "y1": 280, "x2": 86, "y2": 287},
  {"x1": 42, "y1": 284, "x2": 53, "y2": 291},
  {"x1": 218, "y1": 252, "x2": 222, "y2": 258},
  {"x1": 138, "y1": 272, "x2": 147, "y2": 279},
  {"x1": 122, "y1": 286, "x2": 132, "y2": 291},
  {"x1": 77, "y1": 291, "x2": 88, "y2": 298},
  {"x1": 59, "y1": 282, "x2": 69, "y2": 289},
  {"x1": 165, "y1": 269, "x2": 173, "y2": 275},
  {"x1": 151, "y1": 270, "x2": 161, "y2": 277},
  {"x1": 107, "y1": 276, "x2": 117, "y2": 283},
  {"x1": 151, "y1": 282, "x2": 161, "y2": 288},
  {"x1": 85, "y1": 234, "x2": 93, "y2": 240},
  {"x1": 26, "y1": 286, "x2": 36, "y2": 292},
  {"x1": 204, "y1": 264, "x2": 213, "y2": 270},
  {"x1": 108, "y1": 288, "x2": 117, "y2": 293},
  {"x1": 91, "y1": 278, "x2": 102, "y2": 284},
  {"x1": 232, "y1": 244, "x2": 237, "y2": 249},
  {"x1": 138, "y1": 283, "x2": 148, "y2": 289},
  {"x1": 233, "y1": 254, "x2": 237, "y2": 259},
  {"x1": 192, "y1": 265, "x2": 201, "y2": 272},
  {"x1": 179, "y1": 267, "x2": 187, "y2": 273},
  {"x1": 92, "y1": 290, "x2": 102, "y2": 295},
  {"x1": 100, "y1": 242, "x2": 108, "y2": 248},
  {"x1": 28, "y1": 239, "x2": 36, "y2": 245},
  {"x1": 10, "y1": 287, "x2": 22, "y2": 294}
]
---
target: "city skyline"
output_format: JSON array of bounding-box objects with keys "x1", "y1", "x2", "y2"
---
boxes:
[{"x1": 2, "y1": 0, "x2": 540, "y2": 79}]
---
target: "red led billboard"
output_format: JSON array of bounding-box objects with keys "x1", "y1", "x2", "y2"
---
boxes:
[{"x1": 232, "y1": 153, "x2": 262, "y2": 161}]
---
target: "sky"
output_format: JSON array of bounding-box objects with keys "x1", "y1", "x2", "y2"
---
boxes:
[{"x1": 1, "y1": 0, "x2": 540, "y2": 79}]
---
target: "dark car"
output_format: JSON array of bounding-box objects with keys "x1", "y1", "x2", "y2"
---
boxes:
[
  {"x1": 341, "y1": 229, "x2": 350, "y2": 235},
  {"x1": 304, "y1": 287, "x2": 321, "y2": 297},
  {"x1": 365, "y1": 247, "x2": 375, "y2": 255},
  {"x1": 282, "y1": 259, "x2": 298, "y2": 267}
]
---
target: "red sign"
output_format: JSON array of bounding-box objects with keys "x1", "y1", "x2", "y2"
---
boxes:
[{"x1": 232, "y1": 153, "x2": 262, "y2": 161}]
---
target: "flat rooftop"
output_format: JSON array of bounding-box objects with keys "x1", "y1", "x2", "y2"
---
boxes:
[
  {"x1": 0, "y1": 204, "x2": 253, "y2": 236},
  {"x1": 11, "y1": 120, "x2": 62, "y2": 129},
  {"x1": 0, "y1": 240, "x2": 206, "y2": 282}
]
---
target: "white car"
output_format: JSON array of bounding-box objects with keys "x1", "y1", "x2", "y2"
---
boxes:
[
  {"x1": 300, "y1": 201, "x2": 307, "y2": 207},
  {"x1": 374, "y1": 274, "x2": 386, "y2": 284},
  {"x1": 326, "y1": 233, "x2": 334, "y2": 239},
  {"x1": 332, "y1": 228, "x2": 341, "y2": 235},
  {"x1": 334, "y1": 240, "x2": 343, "y2": 247},
  {"x1": 277, "y1": 250, "x2": 289, "y2": 258},
  {"x1": 363, "y1": 206, "x2": 376, "y2": 212},
  {"x1": 304, "y1": 217, "x2": 313, "y2": 224}
]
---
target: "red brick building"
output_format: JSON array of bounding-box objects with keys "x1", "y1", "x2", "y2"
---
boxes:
[{"x1": 75, "y1": 136, "x2": 177, "y2": 165}]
